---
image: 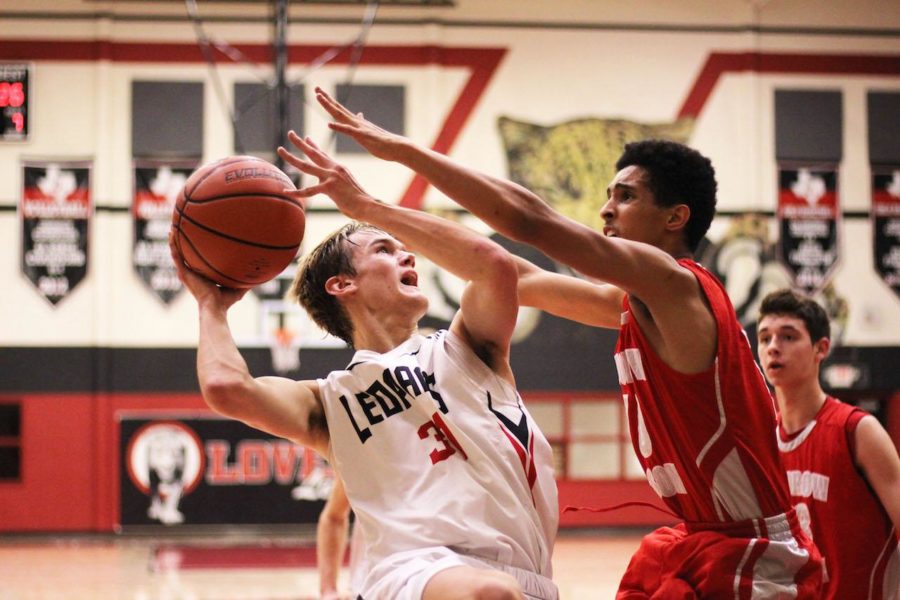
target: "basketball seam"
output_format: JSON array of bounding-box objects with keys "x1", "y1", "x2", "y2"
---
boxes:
[
  {"x1": 175, "y1": 226, "x2": 259, "y2": 287},
  {"x1": 183, "y1": 192, "x2": 302, "y2": 208},
  {"x1": 173, "y1": 211, "x2": 302, "y2": 251}
]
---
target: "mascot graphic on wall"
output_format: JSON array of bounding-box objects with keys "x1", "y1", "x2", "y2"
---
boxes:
[
  {"x1": 698, "y1": 213, "x2": 848, "y2": 337},
  {"x1": 126, "y1": 421, "x2": 205, "y2": 525}
]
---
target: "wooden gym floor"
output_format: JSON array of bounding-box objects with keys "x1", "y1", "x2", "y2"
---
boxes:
[{"x1": 0, "y1": 528, "x2": 645, "y2": 599}]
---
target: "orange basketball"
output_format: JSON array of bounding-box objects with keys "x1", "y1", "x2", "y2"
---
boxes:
[{"x1": 172, "y1": 156, "x2": 305, "y2": 288}]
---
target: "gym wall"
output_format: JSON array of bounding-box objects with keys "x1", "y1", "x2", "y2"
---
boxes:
[{"x1": 0, "y1": 0, "x2": 898, "y2": 532}]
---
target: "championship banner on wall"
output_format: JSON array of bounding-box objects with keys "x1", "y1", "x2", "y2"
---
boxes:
[
  {"x1": 872, "y1": 167, "x2": 900, "y2": 298},
  {"x1": 133, "y1": 161, "x2": 196, "y2": 304},
  {"x1": 776, "y1": 166, "x2": 841, "y2": 294},
  {"x1": 20, "y1": 160, "x2": 92, "y2": 305},
  {"x1": 119, "y1": 416, "x2": 333, "y2": 527}
]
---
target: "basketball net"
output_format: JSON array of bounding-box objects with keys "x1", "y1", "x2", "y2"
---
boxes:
[{"x1": 270, "y1": 328, "x2": 301, "y2": 374}]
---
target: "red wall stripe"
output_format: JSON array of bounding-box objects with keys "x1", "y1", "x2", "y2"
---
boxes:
[
  {"x1": 678, "y1": 52, "x2": 900, "y2": 119},
  {"x1": 399, "y1": 48, "x2": 506, "y2": 208},
  {"x1": 0, "y1": 40, "x2": 506, "y2": 211}
]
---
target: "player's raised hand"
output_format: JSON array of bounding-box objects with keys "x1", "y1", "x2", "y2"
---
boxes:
[
  {"x1": 278, "y1": 131, "x2": 378, "y2": 222},
  {"x1": 314, "y1": 86, "x2": 409, "y2": 162}
]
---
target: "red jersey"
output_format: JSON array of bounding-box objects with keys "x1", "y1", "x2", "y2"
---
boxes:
[
  {"x1": 778, "y1": 397, "x2": 900, "y2": 599},
  {"x1": 614, "y1": 259, "x2": 791, "y2": 523}
]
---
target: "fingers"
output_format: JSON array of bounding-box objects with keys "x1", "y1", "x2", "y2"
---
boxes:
[
  {"x1": 277, "y1": 145, "x2": 327, "y2": 178},
  {"x1": 284, "y1": 131, "x2": 334, "y2": 167},
  {"x1": 286, "y1": 130, "x2": 318, "y2": 158},
  {"x1": 280, "y1": 128, "x2": 368, "y2": 204},
  {"x1": 327, "y1": 122, "x2": 357, "y2": 137},
  {"x1": 168, "y1": 226, "x2": 179, "y2": 257},
  {"x1": 276, "y1": 143, "x2": 335, "y2": 200},
  {"x1": 285, "y1": 186, "x2": 325, "y2": 199},
  {"x1": 168, "y1": 228, "x2": 187, "y2": 273},
  {"x1": 314, "y1": 86, "x2": 356, "y2": 122},
  {"x1": 168, "y1": 227, "x2": 201, "y2": 283}
]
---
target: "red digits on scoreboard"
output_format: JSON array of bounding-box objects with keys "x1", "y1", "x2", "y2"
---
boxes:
[{"x1": 0, "y1": 82, "x2": 25, "y2": 108}]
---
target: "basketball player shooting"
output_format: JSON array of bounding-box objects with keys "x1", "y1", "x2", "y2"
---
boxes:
[
  {"x1": 169, "y1": 138, "x2": 559, "y2": 599},
  {"x1": 309, "y1": 86, "x2": 824, "y2": 598}
]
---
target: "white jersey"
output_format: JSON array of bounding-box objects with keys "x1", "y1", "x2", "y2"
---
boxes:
[{"x1": 318, "y1": 330, "x2": 558, "y2": 583}]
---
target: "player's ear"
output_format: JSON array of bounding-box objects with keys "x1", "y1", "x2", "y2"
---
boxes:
[
  {"x1": 666, "y1": 204, "x2": 691, "y2": 232},
  {"x1": 814, "y1": 336, "x2": 831, "y2": 362},
  {"x1": 325, "y1": 274, "x2": 356, "y2": 297}
]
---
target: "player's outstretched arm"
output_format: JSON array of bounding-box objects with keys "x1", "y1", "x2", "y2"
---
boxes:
[
  {"x1": 854, "y1": 415, "x2": 900, "y2": 532},
  {"x1": 169, "y1": 232, "x2": 329, "y2": 455},
  {"x1": 514, "y1": 255, "x2": 624, "y2": 329},
  {"x1": 277, "y1": 134, "x2": 518, "y2": 376},
  {"x1": 312, "y1": 86, "x2": 688, "y2": 310}
]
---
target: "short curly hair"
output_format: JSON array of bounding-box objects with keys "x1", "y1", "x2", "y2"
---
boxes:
[
  {"x1": 615, "y1": 139, "x2": 718, "y2": 252},
  {"x1": 759, "y1": 288, "x2": 830, "y2": 343},
  {"x1": 287, "y1": 222, "x2": 382, "y2": 347}
]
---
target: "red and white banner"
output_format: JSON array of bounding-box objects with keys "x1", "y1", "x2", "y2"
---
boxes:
[
  {"x1": 133, "y1": 160, "x2": 196, "y2": 304},
  {"x1": 776, "y1": 165, "x2": 841, "y2": 294},
  {"x1": 872, "y1": 167, "x2": 900, "y2": 299},
  {"x1": 20, "y1": 160, "x2": 92, "y2": 305}
]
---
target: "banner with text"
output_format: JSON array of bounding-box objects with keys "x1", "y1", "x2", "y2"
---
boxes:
[
  {"x1": 133, "y1": 161, "x2": 195, "y2": 304},
  {"x1": 777, "y1": 166, "x2": 841, "y2": 294},
  {"x1": 119, "y1": 416, "x2": 333, "y2": 527},
  {"x1": 20, "y1": 160, "x2": 92, "y2": 305},
  {"x1": 872, "y1": 167, "x2": 900, "y2": 299}
]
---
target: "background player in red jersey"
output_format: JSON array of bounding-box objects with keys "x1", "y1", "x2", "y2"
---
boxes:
[
  {"x1": 311, "y1": 86, "x2": 822, "y2": 598},
  {"x1": 758, "y1": 289, "x2": 900, "y2": 599}
]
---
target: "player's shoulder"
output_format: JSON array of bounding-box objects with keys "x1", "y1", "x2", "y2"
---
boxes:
[{"x1": 819, "y1": 396, "x2": 869, "y2": 428}]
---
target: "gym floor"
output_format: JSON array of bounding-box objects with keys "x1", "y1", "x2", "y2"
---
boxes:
[{"x1": 0, "y1": 528, "x2": 645, "y2": 599}]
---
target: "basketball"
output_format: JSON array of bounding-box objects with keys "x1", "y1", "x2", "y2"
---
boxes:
[{"x1": 171, "y1": 155, "x2": 305, "y2": 288}]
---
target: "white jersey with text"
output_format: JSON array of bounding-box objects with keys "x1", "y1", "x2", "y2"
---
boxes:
[{"x1": 318, "y1": 330, "x2": 558, "y2": 591}]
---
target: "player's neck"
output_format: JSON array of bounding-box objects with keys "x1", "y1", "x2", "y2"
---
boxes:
[
  {"x1": 775, "y1": 380, "x2": 828, "y2": 434},
  {"x1": 660, "y1": 237, "x2": 694, "y2": 261},
  {"x1": 351, "y1": 314, "x2": 418, "y2": 354}
]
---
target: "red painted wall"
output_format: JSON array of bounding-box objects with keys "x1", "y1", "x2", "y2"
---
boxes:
[
  {"x1": 0, "y1": 393, "x2": 209, "y2": 532},
  {"x1": 1, "y1": 392, "x2": 670, "y2": 532},
  {"x1": 0, "y1": 394, "x2": 96, "y2": 531},
  {"x1": 7, "y1": 391, "x2": 894, "y2": 532}
]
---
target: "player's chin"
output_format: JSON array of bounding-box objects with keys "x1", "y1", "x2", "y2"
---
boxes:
[
  {"x1": 763, "y1": 367, "x2": 786, "y2": 383},
  {"x1": 405, "y1": 291, "x2": 429, "y2": 312}
]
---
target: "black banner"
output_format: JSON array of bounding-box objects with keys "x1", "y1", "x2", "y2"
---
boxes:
[
  {"x1": 119, "y1": 416, "x2": 333, "y2": 527},
  {"x1": 134, "y1": 161, "x2": 195, "y2": 304},
  {"x1": 20, "y1": 161, "x2": 92, "y2": 305},
  {"x1": 776, "y1": 166, "x2": 840, "y2": 294},
  {"x1": 872, "y1": 168, "x2": 900, "y2": 298}
]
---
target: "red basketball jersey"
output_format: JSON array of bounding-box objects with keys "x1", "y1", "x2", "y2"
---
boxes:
[
  {"x1": 614, "y1": 259, "x2": 791, "y2": 523},
  {"x1": 778, "y1": 397, "x2": 900, "y2": 599}
]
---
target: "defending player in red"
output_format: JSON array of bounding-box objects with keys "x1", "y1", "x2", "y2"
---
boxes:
[
  {"x1": 758, "y1": 289, "x2": 900, "y2": 599},
  {"x1": 310, "y1": 86, "x2": 823, "y2": 598}
]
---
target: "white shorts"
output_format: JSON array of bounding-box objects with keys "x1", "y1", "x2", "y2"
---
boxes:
[{"x1": 359, "y1": 546, "x2": 558, "y2": 600}]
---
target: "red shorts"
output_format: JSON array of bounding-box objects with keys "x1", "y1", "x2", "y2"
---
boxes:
[{"x1": 617, "y1": 511, "x2": 822, "y2": 599}]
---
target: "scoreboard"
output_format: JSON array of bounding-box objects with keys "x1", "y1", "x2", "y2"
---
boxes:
[{"x1": 1, "y1": 63, "x2": 29, "y2": 141}]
